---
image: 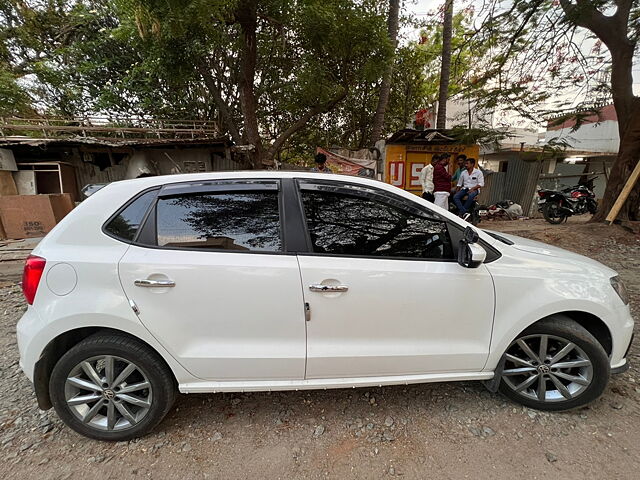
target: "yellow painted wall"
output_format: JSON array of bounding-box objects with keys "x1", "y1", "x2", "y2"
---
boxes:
[{"x1": 385, "y1": 144, "x2": 480, "y2": 195}]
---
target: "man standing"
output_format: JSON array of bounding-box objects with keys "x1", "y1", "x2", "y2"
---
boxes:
[
  {"x1": 433, "y1": 154, "x2": 452, "y2": 209},
  {"x1": 419, "y1": 154, "x2": 437, "y2": 202},
  {"x1": 454, "y1": 157, "x2": 484, "y2": 216},
  {"x1": 311, "y1": 153, "x2": 333, "y2": 173}
]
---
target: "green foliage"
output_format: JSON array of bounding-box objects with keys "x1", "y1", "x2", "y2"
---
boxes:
[
  {"x1": 0, "y1": 65, "x2": 31, "y2": 115},
  {"x1": 416, "y1": 9, "x2": 485, "y2": 105},
  {"x1": 0, "y1": 0, "x2": 496, "y2": 159}
]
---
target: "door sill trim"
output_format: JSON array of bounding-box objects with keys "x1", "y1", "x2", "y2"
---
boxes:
[{"x1": 179, "y1": 371, "x2": 494, "y2": 393}]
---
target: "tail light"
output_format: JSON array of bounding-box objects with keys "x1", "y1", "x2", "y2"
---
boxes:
[
  {"x1": 22, "y1": 255, "x2": 46, "y2": 305},
  {"x1": 538, "y1": 191, "x2": 545, "y2": 198}
]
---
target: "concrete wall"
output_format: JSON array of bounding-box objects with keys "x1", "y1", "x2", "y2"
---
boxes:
[
  {"x1": 72, "y1": 147, "x2": 237, "y2": 193},
  {"x1": 545, "y1": 120, "x2": 619, "y2": 153}
]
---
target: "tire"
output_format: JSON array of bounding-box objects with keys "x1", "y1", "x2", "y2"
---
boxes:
[
  {"x1": 542, "y1": 202, "x2": 566, "y2": 224},
  {"x1": 50, "y1": 333, "x2": 177, "y2": 441},
  {"x1": 498, "y1": 316, "x2": 610, "y2": 411},
  {"x1": 470, "y1": 206, "x2": 481, "y2": 226}
]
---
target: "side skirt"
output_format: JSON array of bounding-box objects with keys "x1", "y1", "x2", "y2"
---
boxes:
[{"x1": 179, "y1": 371, "x2": 494, "y2": 394}]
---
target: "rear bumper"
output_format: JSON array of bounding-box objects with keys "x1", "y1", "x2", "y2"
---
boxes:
[{"x1": 16, "y1": 307, "x2": 43, "y2": 382}]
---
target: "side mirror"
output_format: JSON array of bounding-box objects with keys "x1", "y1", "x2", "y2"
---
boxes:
[
  {"x1": 458, "y1": 227, "x2": 486, "y2": 268},
  {"x1": 463, "y1": 226, "x2": 479, "y2": 244}
]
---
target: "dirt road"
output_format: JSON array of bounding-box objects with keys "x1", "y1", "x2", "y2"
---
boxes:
[{"x1": 0, "y1": 218, "x2": 638, "y2": 479}]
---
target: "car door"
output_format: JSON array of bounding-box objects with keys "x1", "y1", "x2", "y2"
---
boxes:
[
  {"x1": 117, "y1": 180, "x2": 306, "y2": 381},
  {"x1": 295, "y1": 179, "x2": 495, "y2": 379}
]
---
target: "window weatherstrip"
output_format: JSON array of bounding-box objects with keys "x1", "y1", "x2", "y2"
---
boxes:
[{"x1": 158, "y1": 180, "x2": 278, "y2": 198}]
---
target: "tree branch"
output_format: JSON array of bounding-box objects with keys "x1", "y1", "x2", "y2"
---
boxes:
[
  {"x1": 559, "y1": 0, "x2": 631, "y2": 46},
  {"x1": 266, "y1": 88, "x2": 349, "y2": 160},
  {"x1": 198, "y1": 65, "x2": 242, "y2": 144}
]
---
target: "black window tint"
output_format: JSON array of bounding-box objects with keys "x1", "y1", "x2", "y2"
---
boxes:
[
  {"x1": 105, "y1": 189, "x2": 157, "y2": 241},
  {"x1": 156, "y1": 191, "x2": 282, "y2": 252},
  {"x1": 301, "y1": 190, "x2": 453, "y2": 259}
]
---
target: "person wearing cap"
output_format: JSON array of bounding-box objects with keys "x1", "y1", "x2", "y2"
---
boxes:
[{"x1": 311, "y1": 153, "x2": 333, "y2": 173}]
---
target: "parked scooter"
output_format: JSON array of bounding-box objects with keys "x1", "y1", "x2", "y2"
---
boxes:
[{"x1": 537, "y1": 177, "x2": 598, "y2": 224}]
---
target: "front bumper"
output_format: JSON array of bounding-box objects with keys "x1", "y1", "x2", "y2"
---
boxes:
[
  {"x1": 611, "y1": 360, "x2": 629, "y2": 374},
  {"x1": 611, "y1": 333, "x2": 634, "y2": 375}
]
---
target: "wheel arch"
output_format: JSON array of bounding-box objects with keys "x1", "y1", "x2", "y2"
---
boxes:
[
  {"x1": 523, "y1": 311, "x2": 612, "y2": 356},
  {"x1": 33, "y1": 327, "x2": 177, "y2": 410},
  {"x1": 557, "y1": 311, "x2": 612, "y2": 356}
]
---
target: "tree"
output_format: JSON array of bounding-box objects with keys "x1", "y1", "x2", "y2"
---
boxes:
[
  {"x1": 475, "y1": 1, "x2": 640, "y2": 221},
  {"x1": 0, "y1": 1, "x2": 391, "y2": 167},
  {"x1": 369, "y1": 0, "x2": 400, "y2": 145},
  {"x1": 436, "y1": 0, "x2": 454, "y2": 129},
  {"x1": 125, "y1": 0, "x2": 390, "y2": 168}
]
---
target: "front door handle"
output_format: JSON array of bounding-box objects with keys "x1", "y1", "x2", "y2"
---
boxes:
[
  {"x1": 309, "y1": 284, "x2": 348, "y2": 293},
  {"x1": 134, "y1": 279, "x2": 176, "y2": 288}
]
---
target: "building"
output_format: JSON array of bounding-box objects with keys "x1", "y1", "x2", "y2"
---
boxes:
[
  {"x1": 0, "y1": 116, "x2": 236, "y2": 203},
  {"x1": 383, "y1": 129, "x2": 479, "y2": 196}
]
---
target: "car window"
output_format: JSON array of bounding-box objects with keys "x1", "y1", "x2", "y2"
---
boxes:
[
  {"x1": 105, "y1": 189, "x2": 157, "y2": 242},
  {"x1": 301, "y1": 189, "x2": 454, "y2": 259},
  {"x1": 156, "y1": 191, "x2": 282, "y2": 252}
]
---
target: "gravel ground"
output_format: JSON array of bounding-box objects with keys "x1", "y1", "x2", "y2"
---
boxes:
[{"x1": 0, "y1": 218, "x2": 638, "y2": 479}]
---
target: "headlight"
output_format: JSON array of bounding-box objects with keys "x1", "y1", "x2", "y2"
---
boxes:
[{"x1": 610, "y1": 276, "x2": 629, "y2": 305}]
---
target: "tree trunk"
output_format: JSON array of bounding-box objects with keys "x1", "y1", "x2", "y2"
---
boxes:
[
  {"x1": 591, "y1": 96, "x2": 640, "y2": 222},
  {"x1": 594, "y1": 44, "x2": 640, "y2": 222},
  {"x1": 369, "y1": 0, "x2": 400, "y2": 145},
  {"x1": 436, "y1": 0, "x2": 453, "y2": 130},
  {"x1": 236, "y1": 0, "x2": 267, "y2": 168},
  {"x1": 557, "y1": 0, "x2": 639, "y2": 222}
]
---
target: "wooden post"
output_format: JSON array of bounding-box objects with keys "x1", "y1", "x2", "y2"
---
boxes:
[{"x1": 605, "y1": 160, "x2": 640, "y2": 224}]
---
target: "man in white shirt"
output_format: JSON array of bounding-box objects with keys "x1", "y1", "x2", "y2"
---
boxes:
[
  {"x1": 419, "y1": 154, "x2": 438, "y2": 202},
  {"x1": 453, "y1": 157, "x2": 484, "y2": 216}
]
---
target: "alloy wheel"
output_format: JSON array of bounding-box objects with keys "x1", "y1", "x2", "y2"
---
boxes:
[
  {"x1": 64, "y1": 355, "x2": 153, "y2": 431},
  {"x1": 501, "y1": 334, "x2": 593, "y2": 403}
]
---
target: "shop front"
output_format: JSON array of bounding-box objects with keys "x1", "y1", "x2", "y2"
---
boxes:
[{"x1": 384, "y1": 130, "x2": 479, "y2": 196}]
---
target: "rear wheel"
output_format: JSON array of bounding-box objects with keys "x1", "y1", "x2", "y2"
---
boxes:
[
  {"x1": 498, "y1": 316, "x2": 610, "y2": 411},
  {"x1": 542, "y1": 202, "x2": 566, "y2": 224},
  {"x1": 50, "y1": 333, "x2": 176, "y2": 441}
]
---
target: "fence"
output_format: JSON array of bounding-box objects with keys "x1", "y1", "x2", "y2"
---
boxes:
[{"x1": 477, "y1": 157, "x2": 543, "y2": 214}]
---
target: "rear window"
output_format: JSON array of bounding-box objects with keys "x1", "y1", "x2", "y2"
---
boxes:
[
  {"x1": 104, "y1": 190, "x2": 157, "y2": 242},
  {"x1": 156, "y1": 191, "x2": 282, "y2": 252}
]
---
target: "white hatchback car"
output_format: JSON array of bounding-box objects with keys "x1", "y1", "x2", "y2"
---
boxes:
[{"x1": 17, "y1": 172, "x2": 633, "y2": 440}]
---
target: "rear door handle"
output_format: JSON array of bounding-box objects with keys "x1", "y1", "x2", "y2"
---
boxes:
[
  {"x1": 134, "y1": 279, "x2": 176, "y2": 288},
  {"x1": 309, "y1": 284, "x2": 348, "y2": 293}
]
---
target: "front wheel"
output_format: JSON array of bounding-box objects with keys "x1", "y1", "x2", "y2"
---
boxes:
[
  {"x1": 49, "y1": 333, "x2": 177, "y2": 441},
  {"x1": 542, "y1": 202, "x2": 567, "y2": 224},
  {"x1": 498, "y1": 316, "x2": 610, "y2": 411}
]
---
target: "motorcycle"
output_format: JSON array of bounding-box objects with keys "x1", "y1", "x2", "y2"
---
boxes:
[
  {"x1": 449, "y1": 189, "x2": 485, "y2": 225},
  {"x1": 537, "y1": 177, "x2": 598, "y2": 224}
]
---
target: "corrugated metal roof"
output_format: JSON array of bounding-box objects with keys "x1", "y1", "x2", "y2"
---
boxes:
[
  {"x1": 386, "y1": 129, "x2": 457, "y2": 145},
  {"x1": 0, "y1": 135, "x2": 232, "y2": 149}
]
